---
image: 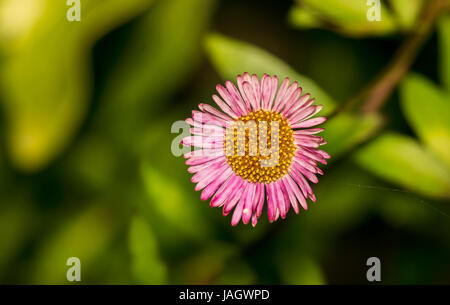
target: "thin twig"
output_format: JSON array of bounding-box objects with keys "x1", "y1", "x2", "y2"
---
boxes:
[{"x1": 333, "y1": 0, "x2": 447, "y2": 116}]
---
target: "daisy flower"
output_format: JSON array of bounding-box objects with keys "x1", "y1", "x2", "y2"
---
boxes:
[{"x1": 182, "y1": 73, "x2": 329, "y2": 226}]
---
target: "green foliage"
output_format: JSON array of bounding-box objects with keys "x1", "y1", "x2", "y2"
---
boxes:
[
  {"x1": 172, "y1": 242, "x2": 237, "y2": 284},
  {"x1": 288, "y1": 6, "x2": 322, "y2": 29},
  {"x1": 217, "y1": 258, "x2": 256, "y2": 285},
  {"x1": 289, "y1": 0, "x2": 397, "y2": 37},
  {"x1": 279, "y1": 255, "x2": 325, "y2": 285},
  {"x1": 99, "y1": 0, "x2": 216, "y2": 144},
  {"x1": 129, "y1": 216, "x2": 167, "y2": 284},
  {"x1": 379, "y1": 191, "x2": 435, "y2": 230},
  {"x1": 400, "y1": 73, "x2": 450, "y2": 169},
  {"x1": 30, "y1": 204, "x2": 119, "y2": 284},
  {"x1": 140, "y1": 161, "x2": 212, "y2": 240},
  {"x1": 321, "y1": 112, "x2": 382, "y2": 158},
  {"x1": 0, "y1": 0, "x2": 153, "y2": 172},
  {"x1": 301, "y1": 162, "x2": 378, "y2": 237},
  {"x1": 354, "y1": 132, "x2": 450, "y2": 198},
  {"x1": 389, "y1": 0, "x2": 423, "y2": 30},
  {"x1": 205, "y1": 33, "x2": 337, "y2": 114},
  {"x1": 0, "y1": 201, "x2": 37, "y2": 278}
]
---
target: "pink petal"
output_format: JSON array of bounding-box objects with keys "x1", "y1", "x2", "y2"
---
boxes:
[
  {"x1": 199, "y1": 103, "x2": 232, "y2": 121},
  {"x1": 256, "y1": 183, "x2": 265, "y2": 218},
  {"x1": 212, "y1": 94, "x2": 238, "y2": 119},
  {"x1": 231, "y1": 182, "x2": 249, "y2": 226},
  {"x1": 236, "y1": 74, "x2": 253, "y2": 112},
  {"x1": 274, "y1": 81, "x2": 298, "y2": 112},
  {"x1": 226, "y1": 80, "x2": 249, "y2": 115},
  {"x1": 293, "y1": 156, "x2": 318, "y2": 174},
  {"x1": 189, "y1": 127, "x2": 224, "y2": 138},
  {"x1": 273, "y1": 181, "x2": 287, "y2": 219},
  {"x1": 200, "y1": 167, "x2": 234, "y2": 201},
  {"x1": 294, "y1": 128, "x2": 324, "y2": 135},
  {"x1": 183, "y1": 148, "x2": 223, "y2": 159},
  {"x1": 217, "y1": 84, "x2": 245, "y2": 116},
  {"x1": 293, "y1": 139, "x2": 320, "y2": 148},
  {"x1": 182, "y1": 136, "x2": 223, "y2": 149},
  {"x1": 266, "y1": 183, "x2": 276, "y2": 222},
  {"x1": 291, "y1": 117, "x2": 327, "y2": 129},
  {"x1": 305, "y1": 147, "x2": 331, "y2": 159},
  {"x1": 267, "y1": 76, "x2": 279, "y2": 110},
  {"x1": 296, "y1": 148, "x2": 327, "y2": 165},
  {"x1": 251, "y1": 74, "x2": 261, "y2": 110},
  {"x1": 284, "y1": 95, "x2": 312, "y2": 117},
  {"x1": 192, "y1": 162, "x2": 227, "y2": 188},
  {"x1": 252, "y1": 183, "x2": 261, "y2": 213},
  {"x1": 185, "y1": 118, "x2": 223, "y2": 132},
  {"x1": 280, "y1": 179, "x2": 293, "y2": 214},
  {"x1": 285, "y1": 174, "x2": 308, "y2": 210},
  {"x1": 211, "y1": 174, "x2": 241, "y2": 207},
  {"x1": 289, "y1": 105, "x2": 322, "y2": 125},
  {"x1": 293, "y1": 134, "x2": 324, "y2": 143},
  {"x1": 185, "y1": 155, "x2": 224, "y2": 166},
  {"x1": 243, "y1": 81, "x2": 259, "y2": 112},
  {"x1": 260, "y1": 74, "x2": 273, "y2": 110},
  {"x1": 192, "y1": 110, "x2": 228, "y2": 128},
  {"x1": 292, "y1": 161, "x2": 318, "y2": 184},
  {"x1": 188, "y1": 157, "x2": 223, "y2": 173},
  {"x1": 251, "y1": 214, "x2": 258, "y2": 227},
  {"x1": 276, "y1": 85, "x2": 301, "y2": 113},
  {"x1": 289, "y1": 169, "x2": 312, "y2": 198},
  {"x1": 242, "y1": 183, "x2": 256, "y2": 224},
  {"x1": 272, "y1": 77, "x2": 290, "y2": 111},
  {"x1": 222, "y1": 179, "x2": 246, "y2": 213},
  {"x1": 281, "y1": 177, "x2": 299, "y2": 214}
]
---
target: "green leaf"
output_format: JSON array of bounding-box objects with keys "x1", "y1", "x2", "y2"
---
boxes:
[
  {"x1": 288, "y1": 6, "x2": 322, "y2": 29},
  {"x1": 438, "y1": 15, "x2": 450, "y2": 92},
  {"x1": 354, "y1": 132, "x2": 450, "y2": 198},
  {"x1": 0, "y1": 201, "x2": 37, "y2": 277},
  {"x1": 321, "y1": 112, "x2": 383, "y2": 158},
  {"x1": 379, "y1": 191, "x2": 435, "y2": 229},
  {"x1": 0, "y1": 0, "x2": 153, "y2": 172},
  {"x1": 204, "y1": 33, "x2": 337, "y2": 115},
  {"x1": 140, "y1": 161, "x2": 212, "y2": 240},
  {"x1": 289, "y1": 0, "x2": 397, "y2": 37},
  {"x1": 302, "y1": 161, "x2": 377, "y2": 236},
  {"x1": 389, "y1": 0, "x2": 423, "y2": 30},
  {"x1": 65, "y1": 134, "x2": 117, "y2": 190},
  {"x1": 99, "y1": 0, "x2": 216, "y2": 143},
  {"x1": 279, "y1": 255, "x2": 325, "y2": 285},
  {"x1": 129, "y1": 216, "x2": 167, "y2": 284},
  {"x1": 400, "y1": 73, "x2": 450, "y2": 169},
  {"x1": 30, "y1": 204, "x2": 119, "y2": 284}
]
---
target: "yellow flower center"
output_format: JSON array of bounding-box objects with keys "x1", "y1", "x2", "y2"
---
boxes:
[{"x1": 224, "y1": 110, "x2": 295, "y2": 183}]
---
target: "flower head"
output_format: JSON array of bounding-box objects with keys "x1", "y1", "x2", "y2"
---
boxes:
[{"x1": 182, "y1": 73, "x2": 330, "y2": 226}]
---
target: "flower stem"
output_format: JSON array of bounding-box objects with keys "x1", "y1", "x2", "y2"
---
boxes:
[{"x1": 335, "y1": 0, "x2": 447, "y2": 115}]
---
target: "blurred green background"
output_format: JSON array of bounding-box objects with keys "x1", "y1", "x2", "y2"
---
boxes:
[{"x1": 0, "y1": 0, "x2": 449, "y2": 284}]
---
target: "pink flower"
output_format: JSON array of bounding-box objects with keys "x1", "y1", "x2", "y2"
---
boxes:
[{"x1": 182, "y1": 73, "x2": 329, "y2": 226}]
